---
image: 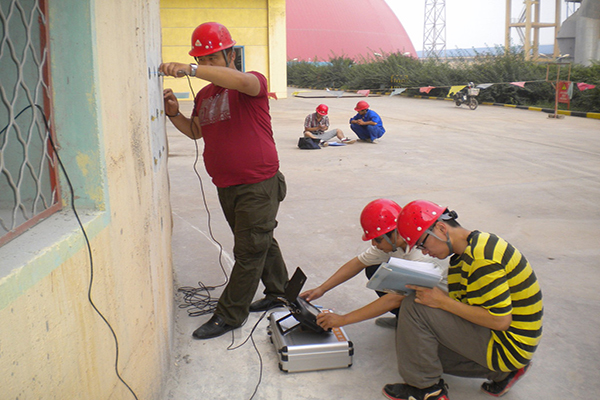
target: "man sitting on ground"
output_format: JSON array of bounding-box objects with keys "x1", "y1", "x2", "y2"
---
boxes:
[
  {"x1": 349, "y1": 100, "x2": 385, "y2": 143},
  {"x1": 304, "y1": 104, "x2": 355, "y2": 147}
]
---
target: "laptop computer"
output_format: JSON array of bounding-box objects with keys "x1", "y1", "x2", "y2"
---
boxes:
[{"x1": 277, "y1": 267, "x2": 326, "y2": 334}]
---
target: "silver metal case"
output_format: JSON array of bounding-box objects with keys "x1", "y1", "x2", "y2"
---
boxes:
[{"x1": 267, "y1": 311, "x2": 353, "y2": 373}]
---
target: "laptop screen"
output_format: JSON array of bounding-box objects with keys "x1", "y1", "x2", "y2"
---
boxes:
[
  {"x1": 280, "y1": 267, "x2": 326, "y2": 334},
  {"x1": 284, "y1": 267, "x2": 307, "y2": 302}
]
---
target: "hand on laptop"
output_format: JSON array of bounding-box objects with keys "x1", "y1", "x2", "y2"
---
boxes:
[
  {"x1": 317, "y1": 312, "x2": 346, "y2": 330},
  {"x1": 300, "y1": 286, "x2": 325, "y2": 302}
]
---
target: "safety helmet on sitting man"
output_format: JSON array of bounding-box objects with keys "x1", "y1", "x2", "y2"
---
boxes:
[
  {"x1": 316, "y1": 104, "x2": 329, "y2": 116},
  {"x1": 396, "y1": 200, "x2": 457, "y2": 253},
  {"x1": 360, "y1": 199, "x2": 402, "y2": 241},
  {"x1": 189, "y1": 22, "x2": 236, "y2": 57},
  {"x1": 354, "y1": 100, "x2": 370, "y2": 112}
]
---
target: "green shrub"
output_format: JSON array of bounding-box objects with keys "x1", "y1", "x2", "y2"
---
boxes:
[{"x1": 287, "y1": 49, "x2": 600, "y2": 112}]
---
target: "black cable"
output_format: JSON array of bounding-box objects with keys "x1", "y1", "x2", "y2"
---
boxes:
[
  {"x1": 0, "y1": 106, "x2": 39, "y2": 136},
  {"x1": 3, "y1": 104, "x2": 139, "y2": 400},
  {"x1": 176, "y1": 75, "x2": 230, "y2": 317},
  {"x1": 227, "y1": 310, "x2": 271, "y2": 400},
  {"x1": 177, "y1": 281, "x2": 218, "y2": 317}
]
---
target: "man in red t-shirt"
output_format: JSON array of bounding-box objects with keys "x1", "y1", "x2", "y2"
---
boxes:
[{"x1": 160, "y1": 22, "x2": 288, "y2": 339}]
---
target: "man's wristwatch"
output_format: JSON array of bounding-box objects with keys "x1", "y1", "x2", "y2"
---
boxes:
[{"x1": 190, "y1": 64, "x2": 198, "y2": 77}]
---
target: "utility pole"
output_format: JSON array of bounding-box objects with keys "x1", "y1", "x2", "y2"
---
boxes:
[{"x1": 423, "y1": 0, "x2": 446, "y2": 59}]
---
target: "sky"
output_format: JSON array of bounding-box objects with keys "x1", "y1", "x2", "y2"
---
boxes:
[{"x1": 384, "y1": 0, "x2": 577, "y2": 52}]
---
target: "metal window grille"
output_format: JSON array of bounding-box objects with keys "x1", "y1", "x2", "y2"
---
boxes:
[{"x1": 0, "y1": 0, "x2": 60, "y2": 247}]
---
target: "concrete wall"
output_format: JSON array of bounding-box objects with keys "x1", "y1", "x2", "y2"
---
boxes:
[
  {"x1": 557, "y1": 0, "x2": 600, "y2": 65},
  {"x1": 0, "y1": 0, "x2": 174, "y2": 399},
  {"x1": 160, "y1": 0, "x2": 288, "y2": 99}
]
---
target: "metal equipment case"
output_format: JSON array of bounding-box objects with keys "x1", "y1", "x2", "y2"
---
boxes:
[{"x1": 267, "y1": 311, "x2": 353, "y2": 373}]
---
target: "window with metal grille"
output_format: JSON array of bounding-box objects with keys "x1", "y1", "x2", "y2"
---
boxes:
[
  {"x1": 233, "y1": 46, "x2": 245, "y2": 72},
  {"x1": 0, "y1": 0, "x2": 59, "y2": 246}
]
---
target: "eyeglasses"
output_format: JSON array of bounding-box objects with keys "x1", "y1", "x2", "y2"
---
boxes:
[
  {"x1": 415, "y1": 222, "x2": 437, "y2": 250},
  {"x1": 415, "y1": 233, "x2": 430, "y2": 250}
]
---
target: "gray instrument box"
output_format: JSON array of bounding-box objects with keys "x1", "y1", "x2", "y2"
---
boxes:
[{"x1": 267, "y1": 311, "x2": 353, "y2": 373}]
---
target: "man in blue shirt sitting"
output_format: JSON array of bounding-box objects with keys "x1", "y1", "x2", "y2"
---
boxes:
[{"x1": 349, "y1": 100, "x2": 385, "y2": 143}]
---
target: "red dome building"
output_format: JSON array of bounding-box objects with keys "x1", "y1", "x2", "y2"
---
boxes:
[{"x1": 286, "y1": 0, "x2": 417, "y2": 61}]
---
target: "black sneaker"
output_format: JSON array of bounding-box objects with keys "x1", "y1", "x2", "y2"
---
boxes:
[
  {"x1": 481, "y1": 363, "x2": 531, "y2": 397},
  {"x1": 383, "y1": 379, "x2": 449, "y2": 400}
]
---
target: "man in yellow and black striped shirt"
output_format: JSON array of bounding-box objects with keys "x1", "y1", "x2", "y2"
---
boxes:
[
  {"x1": 448, "y1": 230, "x2": 543, "y2": 372},
  {"x1": 381, "y1": 200, "x2": 543, "y2": 400}
]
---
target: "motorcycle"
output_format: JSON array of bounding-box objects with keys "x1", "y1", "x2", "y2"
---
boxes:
[{"x1": 453, "y1": 83, "x2": 479, "y2": 110}]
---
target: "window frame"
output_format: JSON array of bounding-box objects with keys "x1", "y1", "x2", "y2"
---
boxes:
[
  {"x1": 233, "y1": 45, "x2": 245, "y2": 72},
  {"x1": 0, "y1": 0, "x2": 61, "y2": 247}
]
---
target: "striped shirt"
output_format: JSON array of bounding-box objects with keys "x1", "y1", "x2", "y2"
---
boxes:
[{"x1": 448, "y1": 231, "x2": 543, "y2": 372}]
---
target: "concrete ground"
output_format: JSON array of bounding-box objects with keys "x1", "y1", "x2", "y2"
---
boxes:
[{"x1": 163, "y1": 88, "x2": 600, "y2": 400}]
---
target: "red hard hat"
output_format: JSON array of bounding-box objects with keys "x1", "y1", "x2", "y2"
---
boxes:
[
  {"x1": 189, "y1": 22, "x2": 236, "y2": 57},
  {"x1": 316, "y1": 104, "x2": 328, "y2": 115},
  {"x1": 360, "y1": 199, "x2": 402, "y2": 241},
  {"x1": 354, "y1": 101, "x2": 369, "y2": 111},
  {"x1": 396, "y1": 200, "x2": 446, "y2": 248}
]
